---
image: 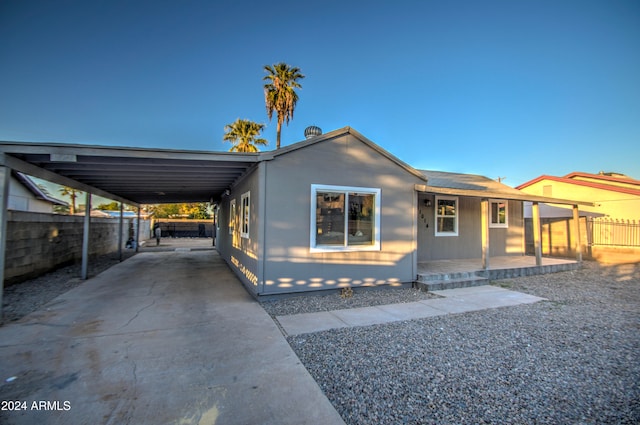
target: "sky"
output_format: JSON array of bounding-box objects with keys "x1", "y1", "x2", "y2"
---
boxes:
[{"x1": 1, "y1": 0, "x2": 639, "y2": 188}]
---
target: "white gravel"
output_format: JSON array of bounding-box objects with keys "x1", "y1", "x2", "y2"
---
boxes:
[{"x1": 282, "y1": 262, "x2": 640, "y2": 424}]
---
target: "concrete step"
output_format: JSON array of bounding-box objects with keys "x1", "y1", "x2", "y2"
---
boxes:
[
  {"x1": 414, "y1": 275, "x2": 489, "y2": 292},
  {"x1": 415, "y1": 271, "x2": 481, "y2": 282}
]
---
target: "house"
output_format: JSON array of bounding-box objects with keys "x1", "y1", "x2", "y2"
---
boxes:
[
  {"x1": 516, "y1": 172, "x2": 640, "y2": 263},
  {"x1": 217, "y1": 127, "x2": 589, "y2": 296},
  {"x1": 8, "y1": 171, "x2": 67, "y2": 213},
  {"x1": 516, "y1": 171, "x2": 640, "y2": 220}
]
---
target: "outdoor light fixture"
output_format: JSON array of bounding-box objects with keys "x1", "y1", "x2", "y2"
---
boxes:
[{"x1": 424, "y1": 199, "x2": 432, "y2": 207}]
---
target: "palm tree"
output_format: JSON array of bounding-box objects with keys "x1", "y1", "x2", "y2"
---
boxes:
[
  {"x1": 59, "y1": 186, "x2": 78, "y2": 214},
  {"x1": 222, "y1": 119, "x2": 268, "y2": 152},
  {"x1": 263, "y1": 62, "x2": 304, "y2": 149}
]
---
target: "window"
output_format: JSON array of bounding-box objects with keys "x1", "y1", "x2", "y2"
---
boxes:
[
  {"x1": 229, "y1": 199, "x2": 236, "y2": 235},
  {"x1": 490, "y1": 200, "x2": 508, "y2": 228},
  {"x1": 241, "y1": 191, "x2": 250, "y2": 238},
  {"x1": 435, "y1": 196, "x2": 458, "y2": 236},
  {"x1": 311, "y1": 184, "x2": 380, "y2": 251}
]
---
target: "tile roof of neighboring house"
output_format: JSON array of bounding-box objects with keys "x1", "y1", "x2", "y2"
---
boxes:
[
  {"x1": 14, "y1": 172, "x2": 68, "y2": 206},
  {"x1": 416, "y1": 170, "x2": 593, "y2": 206},
  {"x1": 516, "y1": 172, "x2": 640, "y2": 197}
]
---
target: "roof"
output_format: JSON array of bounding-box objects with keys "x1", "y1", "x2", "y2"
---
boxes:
[
  {"x1": 0, "y1": 143, "x2": 259, "y2": 205},
  {"x1": 516, "y1": 172, "x2": 640, "y2": 197},
  {"x1": 263, "y1": 127, "x2": 429, "y2": 182},
  {"x1": 0, "y1": 129, "x2": 593, "y2": 207},
  {"x1": 13, "y1": 171, "x2": 67, "y2": 206},
  {"x1": 416, "y1": 170, "x2": 593, "y2": 206}
]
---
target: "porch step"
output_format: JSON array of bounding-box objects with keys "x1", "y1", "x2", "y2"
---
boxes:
[{"x1": 413, "y1": 275, "x2": 489, "y2": 292}]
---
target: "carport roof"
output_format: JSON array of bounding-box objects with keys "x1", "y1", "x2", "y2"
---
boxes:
[{"x1": 0, "y1": 142, "x2": 260, "y2": 206}]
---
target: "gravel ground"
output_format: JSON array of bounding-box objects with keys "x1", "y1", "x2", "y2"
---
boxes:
[
  {"x1": 1, "y1": 250, "x2": 137, "y2": 324},
  {"x1": 284, "y1": 261, "x2": 640, "y2": 424},
  {"x1": 261, "y1": 286, "x2": 439, "y2": 317}
]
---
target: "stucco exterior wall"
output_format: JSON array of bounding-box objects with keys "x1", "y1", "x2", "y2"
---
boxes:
[
  {"x1": 8, "y1": 176, "x2": 54, "y2": 213},
  {"x1": 260, "y1": 133, "x2": 423, "y2": 295},
  {"x1": 217, "y1": 165, "x2": 261, "y2": 295},
  {"x1": 417, "y1": 196, "x2": 524, "y2": 261}
]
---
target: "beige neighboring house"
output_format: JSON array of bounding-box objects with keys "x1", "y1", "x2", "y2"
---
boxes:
[
  {"x1": 516, "y1": 172, "x2": 640, "y2": 263},
  {"x1": 9, "y1": 172, "x2": 68, "y2": 213},
  {"x1": 516, "y1": 171, "x2": 640, "y2": 219}
]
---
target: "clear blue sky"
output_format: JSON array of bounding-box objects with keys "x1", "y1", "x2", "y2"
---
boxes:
[{"x1": 1, "y1": 0, "x2": 638, "y2": 187}]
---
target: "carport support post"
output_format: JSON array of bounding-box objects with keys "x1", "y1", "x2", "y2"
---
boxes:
[
  {"x1": 135, "y1": 207, "x2": 141, "y2": 252},
  {"x1": 532, "y1": 201, "x2": 542, "y2": 266},
  {"x1": 0, "y1": 165, "x2": 11, "y2": 318},
  {"x1": 81, "y1": 192, "x2": 92, "y2": 280},
  {"x1": 572, "y1": 204, "x2": 582, "y2": 263},
  {"x1": 118, "y1": 202, "x2": 124, "y2": 261},
  {"x1": 481, "y1": 198, "x2": 490, "y2": 270}
]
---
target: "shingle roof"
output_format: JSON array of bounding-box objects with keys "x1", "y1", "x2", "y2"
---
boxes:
[{"x1": 416, "y1": 170, "x2": 593, "y2": 206}]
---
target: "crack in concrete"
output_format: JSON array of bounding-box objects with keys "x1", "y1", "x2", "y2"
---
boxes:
[{"x1": 119, "y1": 299, "x2": 156, "y2": 329}]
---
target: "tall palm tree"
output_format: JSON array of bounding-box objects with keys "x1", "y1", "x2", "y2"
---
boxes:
[
  {"x1": 222, "y1": 118, "x2": 268, "y2": 152},
  {"x1": 263, "y1": 62, "x2": 304, "y2": 149}
]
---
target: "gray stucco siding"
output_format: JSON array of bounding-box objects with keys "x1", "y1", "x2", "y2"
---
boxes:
[
  {"x1": 261, "y1": 134, "x2": 422, "y2": 294},
  {"x1": 218, "y1": 166, "x2": 261, "y2": 294},
  {"x1": 417, "y1": 196, "x2": 525, "y2": 261}
]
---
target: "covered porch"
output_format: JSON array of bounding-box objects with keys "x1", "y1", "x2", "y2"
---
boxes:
[{"x1": 416, "y1": 255, "x2": 580, "y2": 291}]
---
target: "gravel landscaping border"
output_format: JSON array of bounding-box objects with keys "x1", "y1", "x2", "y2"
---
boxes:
[{"x1": 284, "y1": 261, "x2": 640, "y2": 424}]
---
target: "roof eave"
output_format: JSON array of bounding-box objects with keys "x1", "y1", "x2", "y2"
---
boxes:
[{"x1": 415, "y1": 184, "x2": 595, "y2": 206}]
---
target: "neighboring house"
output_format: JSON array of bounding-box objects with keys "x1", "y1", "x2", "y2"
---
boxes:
[
  {"x1": 8, "y1": 172, "x2": 67, "y2": 213},
  {"x1": 217, "y1": 127, "x2": 587, "y2": 296},
  {"x1": 516, "y1": 172, "x2": 640, "y2": 263},
  {"x1": 516, "y1": 171, "x2": 640, "y2": 220}
]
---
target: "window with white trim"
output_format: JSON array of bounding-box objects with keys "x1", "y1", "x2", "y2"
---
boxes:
[
  {"x1": 229, "y1": 198, "x2": 236, "y2": 235},
  {"x1": 241, "y1": 191, "x2": 250, "y2": 238},
  {"x1": 311, "y1": 184, "x2": 381, "y2": 252},
  {"x1": 435, "y1": 196, "x2": 458, "y2": 236},
  {"x1": 490, "y1": 199, "x2": 508, "y2": 228}
]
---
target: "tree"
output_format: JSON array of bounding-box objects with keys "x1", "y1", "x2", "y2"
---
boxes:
[
  {"x1": 263, "y1": 62, "x2": 304, "y2": 149},
  {"x1": 222, "y1": 118, "x2": 268, "y2": 152},
  {"x1": 59, "y1": 186, "x2": 79, "y2": 214}
]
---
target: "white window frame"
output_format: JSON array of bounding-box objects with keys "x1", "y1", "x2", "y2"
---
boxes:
[
  {"x1": 435, "y1": 195, "x2": 459, "y2": 237},
  {"x1": 229, "y1": 198, "x2": 236, "y2": 235},
  {"x1": 489, "y1": 199, "x2": 508, "y2": 228},
  {"x1": 240, "y1": 191, "x2": 250, "y2": 238},
  {"x1": 310, "y1": 184, "x2": 381, "y2": 252}
]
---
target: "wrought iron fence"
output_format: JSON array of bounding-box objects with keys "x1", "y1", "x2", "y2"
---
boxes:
[{"x1": 587, "y1": 218, "x2": 640, "y2": 247}]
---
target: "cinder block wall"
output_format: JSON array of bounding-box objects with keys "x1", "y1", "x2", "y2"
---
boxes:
[{"x1": 4, "y1": 211, "x2": 150, "y2": 285}]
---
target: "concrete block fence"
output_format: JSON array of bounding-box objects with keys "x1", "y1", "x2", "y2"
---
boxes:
[{"x1": 4, "y1": 211, "x2": 151, "y2": 285}]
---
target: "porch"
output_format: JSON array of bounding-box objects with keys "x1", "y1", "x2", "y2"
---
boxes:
[{"x1": 415, "y1": 255, "x2": 580, "y2": 291}]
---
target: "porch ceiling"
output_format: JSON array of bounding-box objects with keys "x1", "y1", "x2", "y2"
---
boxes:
[{"x1": 0, "y1": 142, "x2": 260, "y2": 206}]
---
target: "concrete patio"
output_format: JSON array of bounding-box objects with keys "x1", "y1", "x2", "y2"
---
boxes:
[{"x1": 416, "y1": 255, "x2": 580, "y2": 291}]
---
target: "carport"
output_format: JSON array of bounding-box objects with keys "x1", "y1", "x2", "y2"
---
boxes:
[{"x1": 0, "y1": 141, "x2": 260, "y2": 316}]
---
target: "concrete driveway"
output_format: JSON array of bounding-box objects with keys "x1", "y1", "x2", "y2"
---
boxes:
[{"x1": 0, "y1": 246, "x2": 344, "y2": 425}]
